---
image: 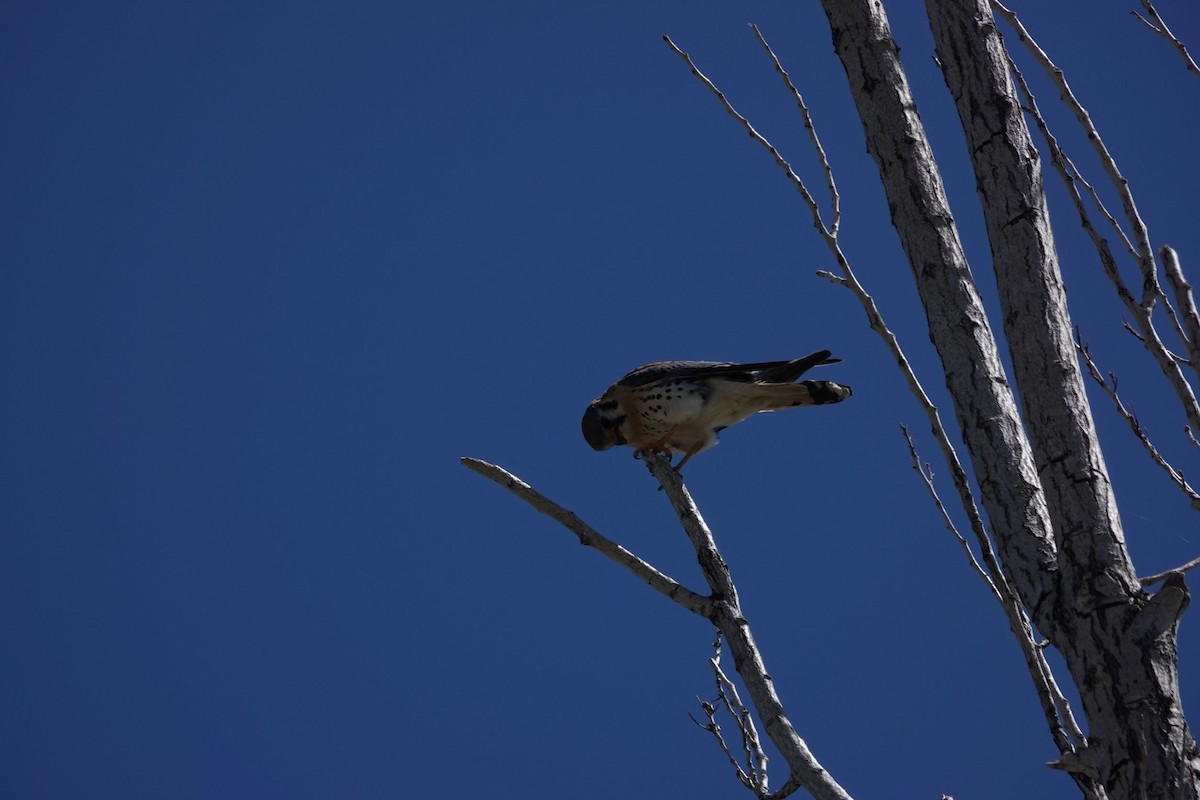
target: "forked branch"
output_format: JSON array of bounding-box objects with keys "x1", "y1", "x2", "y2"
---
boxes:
[
  {"x1": 463, "y1": 453, "x2": 852, "y2": 800},
  {"x1": 691, "y1": 633, "x2": 771, "y2": 795},
  {"x1": 1131, "y1": 0, "x2": 1200, "y2": 78},
  {"x1": 641, "y1": 452, "x2": 852, "y2": 800}
]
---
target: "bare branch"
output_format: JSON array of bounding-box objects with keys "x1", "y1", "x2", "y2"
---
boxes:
[
  {"x1": 1014, "y1": 592, "x2": 1092, "y2": 755},
  {"x1": 902, "y1": 418, "x2": 1088, "y2": 751},
  {"x1": 814, "y1": 269, "x2": 847, "y2": 286},
  {"x1": 692, "y1": 694, "x2": 756, "y2": 793},
  {"x1": 1132, "y1": 0, "x2": 1200, "y2": 78},
  {"x1": 459, "y1": 457, "x2": 712, "y2": 616},
  {"x1": 1011, "y1": 55, "x2": 1191, "y2": 355},
  {"x1": 691, "y1": 634, "x2": 771, "y2": 795},
  {"x1": 899, "y1": 424, "x2": 1000, "y2": 601},
  {"x1": 749, "y1": 24, "x2": 842, "y2": 236},
  {"x1": 662, "y1": 35, "x2": 832, "y2": 240},
  {"x1": 471, "y1": 446, "x2": 849, "y2": 798},
  {"x1": 1121, "y1": 321, "x2": 1191, "y2": 364},
  {"x1": 1162, "y1": 245, "x2": 1200, "y2": 376},
  {"x1": 710, "y1": 633, "x2": 770, "y2": 794},
  {"x1": 639, "y1": 452, "x2": 853, "y2": 800},
  {"x1": 1188, "y1": 426, "x2": 1200, "y2": 451},
  {"x1": 1139, "y1": 554, "x2": 1200, "y2": 586},
  {"x1": 1073, "y1": 332, "x2": 1200, "y2": 510}
]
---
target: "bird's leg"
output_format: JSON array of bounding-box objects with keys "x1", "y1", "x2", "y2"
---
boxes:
[{"x1": 671, "y1": 444, "x2": 704, "y2": 473}]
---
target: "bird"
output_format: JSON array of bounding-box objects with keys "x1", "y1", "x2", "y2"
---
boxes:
[{"x1": 581, "y1": 350, "x2": 852, "y2": 472}]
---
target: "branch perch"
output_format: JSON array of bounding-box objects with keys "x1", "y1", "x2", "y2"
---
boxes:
[
  {"x1": 639, "y1": 451, "x2": 852, "y2": 800},
  {"x1": 463, "y1": 453, "x2": 852, "y2": 800},
  {"x1": 460, "y1": 457, "x2": 711, "y2": 616}
]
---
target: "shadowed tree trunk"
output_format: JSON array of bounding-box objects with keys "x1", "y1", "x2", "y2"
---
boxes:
[{"x1": 820, "y1": 0, "x2": 1199, "y2": 796}]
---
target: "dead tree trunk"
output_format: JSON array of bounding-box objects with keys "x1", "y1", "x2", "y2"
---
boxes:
[{"x1": 819, "y1": 0, "x2": 1199, "y2": 797}]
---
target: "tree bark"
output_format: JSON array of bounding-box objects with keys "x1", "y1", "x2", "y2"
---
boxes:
[{"x1": 819, "y1": 0, "x2": 1199, "y2": 796}]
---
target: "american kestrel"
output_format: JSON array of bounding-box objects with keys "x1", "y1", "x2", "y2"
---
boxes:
[{"x1": 581, "y1": 350, "x2": 852, "y2": 471}]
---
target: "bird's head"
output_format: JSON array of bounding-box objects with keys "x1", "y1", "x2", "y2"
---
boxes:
[{"x1": 581, "y1": 398, "x2": 626, "y2": 451}]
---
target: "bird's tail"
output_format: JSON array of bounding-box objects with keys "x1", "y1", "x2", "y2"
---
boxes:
[{"x1": 753, "y1": 379, "x2": 853, "y2": 410}]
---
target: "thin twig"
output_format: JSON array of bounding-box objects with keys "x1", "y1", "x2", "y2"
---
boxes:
[
  {"x1": 692, "y1": 695, "x2": 755, "y2": 792},
  {"x1": 902, "y1": 428, "x2": 1087, "y2": 750},
  {"x1": 663, "y1": 35, "x2": 831, "y2": 240},
  {"x1": 900, "y1": 424, "x2": 1000, "y2": 601},
  {"x1": 749, "y1": 24, "x2": 842, "y2": 236},
  {"x1": 460, "y1": 457, "x2": 712, "y2": 616},
  {"x1": 1132, "y1": 0, "x2": 1200, "y2": 78},
  {"x1": 1120, "y1": 321, "x2": 1191, "y2": 364},
  {"x1": 1073, "y1": 331, "x2": 1200, "y2": 510},
  {"x1": 711, "y1": 633, "x2": 770, "y2": 793},
  {"x1": 1007, "y1": 589, "x2": 1090, "y2": 751}
]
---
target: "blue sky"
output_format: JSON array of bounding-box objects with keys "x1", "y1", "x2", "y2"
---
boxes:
[{"x1": 3, "y1": 1, "x2": 1198, "y2": 798}]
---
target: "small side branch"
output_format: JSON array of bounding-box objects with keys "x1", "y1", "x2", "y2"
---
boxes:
[
  {"x1": 1161, "y1": 245, "x2": 1200, "y2": 377},
  {"x1": 1073, "y1": 331, "x2": 1200, "y2": 510},
  {"x1": 466, "y1": 452, "x2": 850, "y2": 798},
  {"x1": 692, "y1": 633, "x2": 771, "y2": 795},
  {"x1": 1132, "y1": 0, "x2": 1200, "y2": 78},
  {"x1": 460, "y1": 457, "x2": 712, "y2": 616},
  {"x1": 901, "y1": 427, "x2": 1088, "y2": 753},
  {"x1": 640, "y1": 453, "x2": 852, "y2": 800},
  {"x1": 749, "y1": 24, "x2": 842, "y2": 236},
  {"x1": 900, "y1": 425, "x2": 1001, "y2": 601},
  {"x1": 663, "y1": 35, "x2": 831, "y2": 239},
  {"x1": 1140, "y1": 554, "x2": 1200, "y2": 587}
]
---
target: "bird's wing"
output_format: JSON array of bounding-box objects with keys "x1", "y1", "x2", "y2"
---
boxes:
[
  {"x1": 617, "y1": 351, "x2": 838, "y2": 388},
  {"x1": 754, "y1": 350, "x2": 838, "y2": 383},
  {"x1": 617, "y1": 361, "x2": 738, "y2": 388}
]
